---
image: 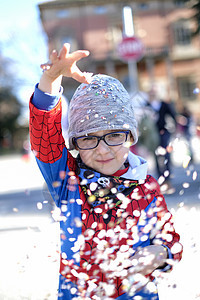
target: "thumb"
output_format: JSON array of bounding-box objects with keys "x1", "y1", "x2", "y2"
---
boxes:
[
  {"x1": 70, "y1": 50, "x2": 90, "y2": 62},
  {"x1": 71, "y1": 65, "x2": 93, "y2": 84}
]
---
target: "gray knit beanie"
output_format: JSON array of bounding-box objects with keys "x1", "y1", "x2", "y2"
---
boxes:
[{"x1": 68, "y1": 74, "x2": 138, "y2": 150}]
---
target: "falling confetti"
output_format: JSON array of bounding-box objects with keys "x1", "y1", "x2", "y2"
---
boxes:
[
  {"x1": 37, "y1": 202, "x2": 43, "y2": 210},
  {"x1": 192, "y1": 171, "x2": 197, "y2": 181},
  {"x1": 182, "y1": 155, "x2": 191, "y2": 169},
  {"x1": 182, "y1": 182, "x2": 190, "y2": 189},
  {"x1": 13, "y1": 207, "x2": 19, "y2": 213},
  {"x1": 193, "y1": 87, "x2": 200, "y2": 94}
]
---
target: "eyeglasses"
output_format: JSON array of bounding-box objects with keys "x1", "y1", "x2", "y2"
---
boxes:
[{"x1": 73, "y1": 131, "x2": 130, "y2": 150}]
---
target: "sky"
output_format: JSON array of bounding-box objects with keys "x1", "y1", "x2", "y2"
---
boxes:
[{"x1": 0, "y1": 0, "x2": 48, "y2": 123}]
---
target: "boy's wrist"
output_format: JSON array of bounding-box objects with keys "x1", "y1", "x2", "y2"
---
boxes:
[
  {"x1": 31, "y1": 83, "x2": 63, "y2": 111},
  {"x1": 38, "y1": 72, "x2": 63, "y2": 94}
]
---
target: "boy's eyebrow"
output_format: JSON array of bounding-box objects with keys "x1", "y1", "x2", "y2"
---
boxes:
[{"x1": 87, "y1": 130, "x2": 127, "y2": 136}]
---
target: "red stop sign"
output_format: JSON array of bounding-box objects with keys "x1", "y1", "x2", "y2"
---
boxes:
[{"x1": 117, "y1": 36, "x2": 144, "y2": 62}]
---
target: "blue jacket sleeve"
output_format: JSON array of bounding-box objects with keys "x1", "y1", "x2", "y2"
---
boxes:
[{"x1": 31, "y1": 83, "x2": 63, "y2": 111}]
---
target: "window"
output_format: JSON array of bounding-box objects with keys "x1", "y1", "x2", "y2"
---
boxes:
[
  {"x1": 60, "y1": 36, "x2": 78, "y2": 52},
  {"x1": 137, "y1": 3, "x2": 149, "y2": 10},
  {"x1": 174, "y1": 0, "x2": 188, "y2": 7},
  {"x1": 94, "y1": 6, "x2": 107, "y2": 15},
  {"x1": 56, "y1": 10, "x2": 70, "y2": 19},
  {"x1": 177, "y1": 77, "x2": 197, "y2": 100},
  {"x1": 173, "y1": 21, "x2": 191, "y2": 45}
]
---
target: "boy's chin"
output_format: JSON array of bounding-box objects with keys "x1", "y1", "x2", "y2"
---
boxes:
[
  {"x1": 96, "y1": 168, "x2": 114, "y2": 175},
  {"x1": 94, "y1": 165, "x2": 121, "y2": 175}
]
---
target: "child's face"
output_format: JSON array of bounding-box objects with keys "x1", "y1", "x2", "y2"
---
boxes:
[{"x1": 76, "y1": 130, "x2": 133, "y2": 175}]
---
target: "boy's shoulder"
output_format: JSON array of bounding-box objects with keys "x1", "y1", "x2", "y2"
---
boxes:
[{"x1": 137, "y1": 174, "x2": 161, "y2": 196}]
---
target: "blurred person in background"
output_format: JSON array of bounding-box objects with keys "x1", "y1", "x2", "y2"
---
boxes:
[
  {"x1": 177, "y1": 105, "x2": 195, "y2": 164},
  {"x1": 147, "y1": 87, "x2": 177, "y2": 193},
  {"x1": 134, "y1": 92, "x2": 160, "y2": 162}
]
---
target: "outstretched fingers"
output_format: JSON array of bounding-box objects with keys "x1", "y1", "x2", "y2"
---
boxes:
[
  {"x1": 58, "y1": 43, "x2": 70, "y2": 59},
  {"x1": 69, "y1": 49, "x2": 92, "y2": 83},
  {"x1": 70, "y1": 49, "x2": 90, "y2": 61},
  {"x1": 40, "y1": 43, "x2": 92, "y2": 82},
  {"x1": 58, "y1": 43, "x2": 90, "y2": 63},
  {"x1": 40, "y1": 49, "x2": 58, "y2": 71},
  {"x1": 50, "y1": 49, "x2": 59, "y2": 63},
  {"x1": 71, "y1": 65, "x2": 93, "y2": 84}
]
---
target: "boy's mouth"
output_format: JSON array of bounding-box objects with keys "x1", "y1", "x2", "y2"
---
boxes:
[{"x1": 96, "y1": 158, "x2": 114, "y2": 164}]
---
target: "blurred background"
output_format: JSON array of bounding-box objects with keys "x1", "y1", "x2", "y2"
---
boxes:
[{"x1": 0, "y1": 0, "x2": 200, "y2": 299}]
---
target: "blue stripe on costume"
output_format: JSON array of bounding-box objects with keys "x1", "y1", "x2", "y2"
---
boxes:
[
  {"x1": 36, "y1": 147, "x2": 82, "y2": 261},
  {"x1": 116, "y1": 287, "x2": 159, "y2": 299},
  {"x1": 57, "y1": 277, "x2": 159, "y2": 300}
]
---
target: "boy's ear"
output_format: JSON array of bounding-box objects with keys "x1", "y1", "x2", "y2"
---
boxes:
[
  {"x1": 130, "y1": 133, "x2": 134, "y2": 144},
  {"x1": 72, "y1": 138, "x2": 78, "y2": 150},
  {"x1": 73, "y1": 142, "x2": 79, "y2": 151}
]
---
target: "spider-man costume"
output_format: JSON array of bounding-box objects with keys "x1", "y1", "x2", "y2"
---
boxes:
[{"x1": 29, "y1": 88, "x2": 182, "y2": 299}]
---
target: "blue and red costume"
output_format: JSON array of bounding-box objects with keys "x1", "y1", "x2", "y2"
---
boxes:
[{"x1": 29, "y1": 87, "x2": 182, "y2": 299}]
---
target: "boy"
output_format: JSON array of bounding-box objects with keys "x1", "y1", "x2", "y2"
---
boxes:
[{"x1": 29, "y1": 43, "x2": 182, "y2": 299}]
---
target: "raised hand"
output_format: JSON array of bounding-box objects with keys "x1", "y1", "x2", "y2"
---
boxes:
[{"x1": 39, "y1": 43, "x2": 93, "y2": 94}]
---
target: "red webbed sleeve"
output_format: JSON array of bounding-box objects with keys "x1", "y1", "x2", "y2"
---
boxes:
[
  {"x1": 147, "y1": 176, "x2": 183, "y2": 262},
  {"x1": 156, "y1": 195, "x2": 183, "y2": 262},
  {"x1": 29, "y1": 96, "x2": 65, "y2": 163}
]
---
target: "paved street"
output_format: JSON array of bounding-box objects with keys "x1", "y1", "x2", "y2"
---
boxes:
[
  {"x1": 156, "y1": 162, "x2": 200, "y2": 209},
  {"x1": 0, "y1": 153, "x2": 200, "y2": 299}
]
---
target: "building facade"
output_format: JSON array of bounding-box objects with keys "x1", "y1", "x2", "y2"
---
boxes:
[{"x1": 38, "y1": 0, "x2": 200, "y2": 124}]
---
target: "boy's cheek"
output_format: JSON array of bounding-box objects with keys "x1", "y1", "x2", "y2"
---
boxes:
[
  {"x1": 130, "y1": 134, "x2": 134, "y2": 144},
  {"x1": 79, "y1": 150, "x2": 92, "y2": 163}
]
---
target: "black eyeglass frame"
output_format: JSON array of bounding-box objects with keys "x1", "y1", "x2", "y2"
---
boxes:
[{"x1": 73, "y1": 130, "x2": 130, "y2": 150}]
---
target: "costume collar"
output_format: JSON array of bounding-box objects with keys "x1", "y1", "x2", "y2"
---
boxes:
[
  {"x1": 121, "y1": 151, "x2": 148, "y2": 181},
  {"x1": 77, "y1": 153, "x2": 146, "y2": 208}
]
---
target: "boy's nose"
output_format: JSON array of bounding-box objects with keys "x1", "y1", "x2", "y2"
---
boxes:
[{"x1": 96, "y1": 139, "x2": 110, "y2": 153}]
